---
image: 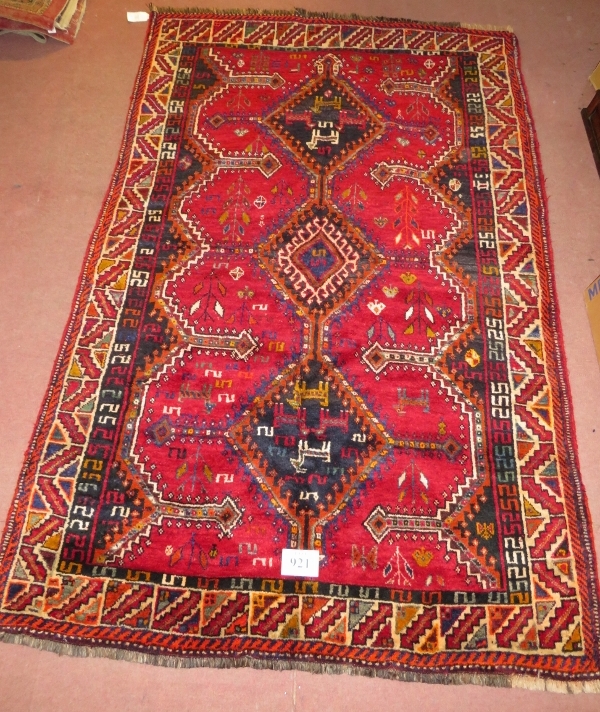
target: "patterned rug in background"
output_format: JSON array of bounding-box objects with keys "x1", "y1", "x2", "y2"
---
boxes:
[
  {"x1": 0, "y1": 0, "x2": 86, "y2": 43},
  {"x1": 1, "y1": 9, "x2": 599, "y2": 690}
]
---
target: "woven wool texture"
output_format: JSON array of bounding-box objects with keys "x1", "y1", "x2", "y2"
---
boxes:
[{"x1": 0, "y1": 10, "x2": 599, "y2": 691}]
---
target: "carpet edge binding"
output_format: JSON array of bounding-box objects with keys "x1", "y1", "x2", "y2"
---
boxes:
[
  {"x1": 1, "y1": 10, "x2": 598, "y2": 692},
  {"x1": 146, "y1": 5, "x2": 514, "y2": 33},
  {"x1": 1, "y1": 630, "x2": 600, "y2": 693}
]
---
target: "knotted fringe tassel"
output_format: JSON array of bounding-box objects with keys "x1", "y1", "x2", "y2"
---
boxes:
[
  {"x1": 147, "y1": 5, "x2": 513, "y2": 32},
  {"x1": 2, "y1": 631, "x2": 599, "y2": 693}
]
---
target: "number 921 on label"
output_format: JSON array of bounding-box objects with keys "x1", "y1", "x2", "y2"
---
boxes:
[{"x1": 280, "y1": 549, "x2": 320, "y2": 578}]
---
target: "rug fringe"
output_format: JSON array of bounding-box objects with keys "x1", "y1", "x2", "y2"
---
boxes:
[
  {"x1": 1, "y1": 631, "x2": 599, "y2": 692},
  {"x1": 457, "y1": 22, "x2": 514, "y2": 32},
  {"x1": 146, "y1": 5, "x2": 513, "y2": 32}
]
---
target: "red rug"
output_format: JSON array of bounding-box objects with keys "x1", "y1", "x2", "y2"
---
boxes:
[{"x1": 1, "y1": 9, "x2": 599, "y2": 690}]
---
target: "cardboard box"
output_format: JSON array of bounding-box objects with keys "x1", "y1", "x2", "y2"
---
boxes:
[{"x1": 585, "y1": 273, "x2": 600, "y2": 367}]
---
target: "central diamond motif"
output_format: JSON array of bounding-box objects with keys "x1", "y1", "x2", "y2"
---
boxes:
[
  {"x1": 295, "y1": 237, "x2": 341, "y2": 285},
  {"x1": 259, "y1": 202, "x2": 385, "y2": 316},
  {"x1": 229, "y1": 359, "x2": 389, "y2": 548},
  {"x1": 265, "y1": 57, "x2": 384, "y2": 174}
]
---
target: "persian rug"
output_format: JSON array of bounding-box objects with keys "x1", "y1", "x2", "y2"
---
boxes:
[
  {"x1": 0, "y1": 0, "x2": 86, "y2": 43},
  {"x1": 1, "y1": 8, "x2": 599, "y2": 691}
]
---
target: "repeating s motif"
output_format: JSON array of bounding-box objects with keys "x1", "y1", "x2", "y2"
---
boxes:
[{"x1": 0, "y1": 10, "x2": 598, "y2": 689}]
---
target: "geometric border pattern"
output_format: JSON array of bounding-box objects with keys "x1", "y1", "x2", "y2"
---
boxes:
[{"x1": 0, "y1": 10, "x2": 598, "y2": 690}]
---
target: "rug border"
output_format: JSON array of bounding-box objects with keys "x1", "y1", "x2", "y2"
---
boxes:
[
  {"x1": 0, "y1": 9, "x2": 599, "y2": 693},
  {"x1": 2, "y1": 628, "x2": 600, "y2": 694},
  {"x1": 0, "y1": 13, "x2": 160, "y2": 583},
  {"x1": 507, "y1": 36, "x2": 600, "y2": 667}
]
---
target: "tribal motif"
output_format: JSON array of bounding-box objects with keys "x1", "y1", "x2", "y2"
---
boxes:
[{"x1": 0, "y1": 10, "x2": 599, "y2": 689}]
